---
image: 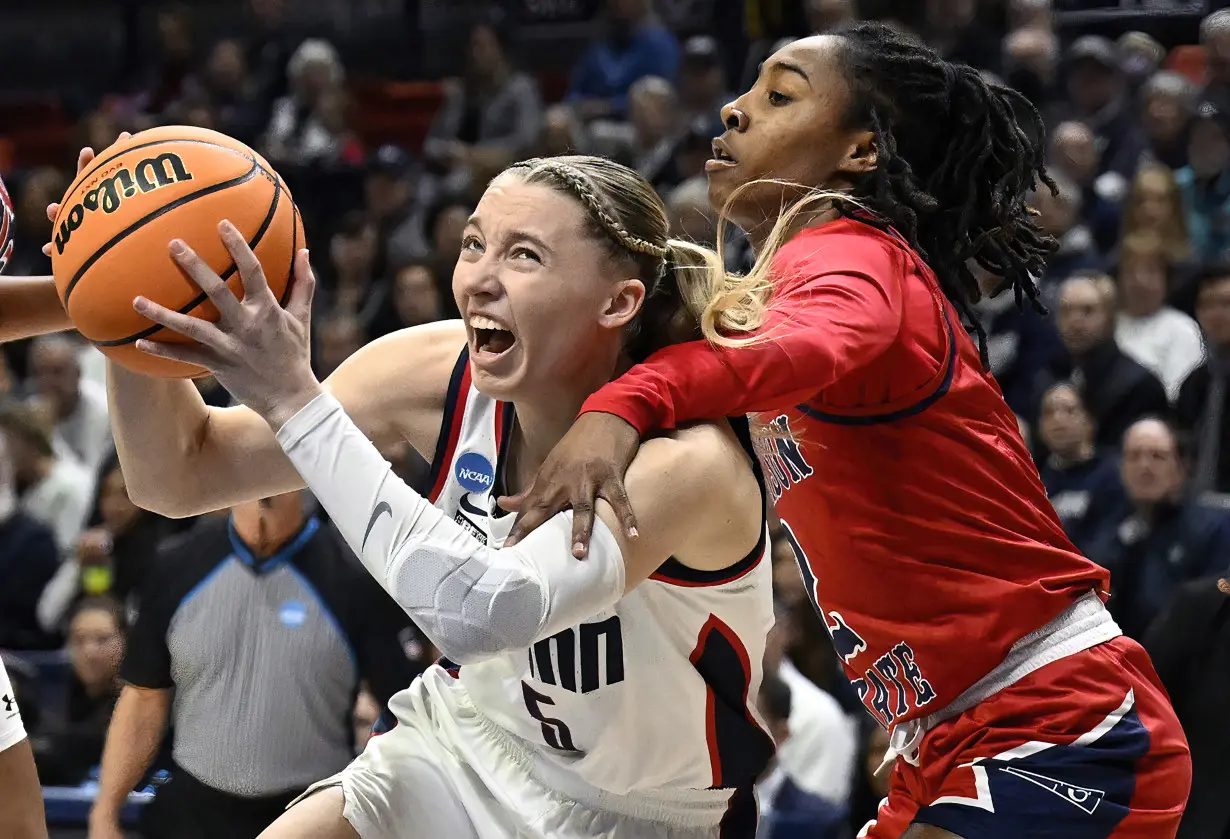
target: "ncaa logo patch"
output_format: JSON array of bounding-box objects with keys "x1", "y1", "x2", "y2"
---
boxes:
[
  {"x1": 455, "y1": 452, "x2": 495, "y2": 494},
  {"x1": 279, "y1": 601, "x2": 308, "y2": 628}
]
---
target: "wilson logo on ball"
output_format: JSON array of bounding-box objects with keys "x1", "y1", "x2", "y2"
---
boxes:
[{"x1": 55, "y1": 152, "x2": 194, "y2": 255}]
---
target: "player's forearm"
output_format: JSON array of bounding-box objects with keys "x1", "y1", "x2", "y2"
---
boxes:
[
  {"x1": 276, "y1": 392, "x2": 625, "y2": 664},
  {"x1": 0, "y1": 276, "x2": 72, "y2": 343},
  {"x1": 0, "y1": 740, "x2": 48, "y2": 839},
  {"x1": 91, "y1": 687, "x2": 170, "y2": 822},
  {"x1": 107, "y1": 362, "x2": 307, "y2": 517}
]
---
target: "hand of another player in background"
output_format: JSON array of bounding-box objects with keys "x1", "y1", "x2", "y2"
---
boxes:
[
  {"x1": 132, "y1": 221, "x2": 321, "y2": 430},
  {"x1": 500, "y1": 412, "x2": 642, "y2": 557},
  {"x1": 43, "y1": 134, "x2": 132, "y2": 256}
]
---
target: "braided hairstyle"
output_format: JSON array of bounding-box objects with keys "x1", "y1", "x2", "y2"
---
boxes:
[
  {"x1": 505, "y1": 156, "x2": 728, "y2": 360},
  {"x1": 834, "y1": 22, "x2": 1057, "y2": 362}
]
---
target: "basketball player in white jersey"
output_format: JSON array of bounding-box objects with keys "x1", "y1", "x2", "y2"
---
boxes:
[{"x1": 101, "y1": 156, "x2": 776, "y2": 839}]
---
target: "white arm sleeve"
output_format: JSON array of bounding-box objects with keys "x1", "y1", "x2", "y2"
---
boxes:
[
  {"x1": 275, "y1": 392, "x2": 626, "y2": 665},
  {"x1": 0, "y1": 659, "x2": 27, "y2": 753}
]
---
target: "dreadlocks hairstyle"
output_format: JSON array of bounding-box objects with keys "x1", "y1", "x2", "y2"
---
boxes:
[{"x1": 707, "y1": 22, "x2": 1057, "y2": 364}]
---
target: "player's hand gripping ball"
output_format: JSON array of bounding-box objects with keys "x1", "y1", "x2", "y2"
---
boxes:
[{"x1": 48, "y1": 126, "x2": 304, "y2": 378}]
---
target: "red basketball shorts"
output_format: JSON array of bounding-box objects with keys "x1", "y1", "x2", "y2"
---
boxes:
[{"x1": 857, "y1": 636, "x2": 1191, "y2": 839}]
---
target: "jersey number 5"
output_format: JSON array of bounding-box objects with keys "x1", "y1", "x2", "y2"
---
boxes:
[{"x1": 521, "y1": 682, "x2": 577, "y2": 751}]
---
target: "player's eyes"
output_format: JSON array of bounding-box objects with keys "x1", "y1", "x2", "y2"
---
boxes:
[
  {"x1": 768, "y1": 90, "x2": 792, "y2": 106},
  {"x1": 461, "y1": 235, "x2": 483, "y2": 253},
  {"x1": 511, "y1": 246, "x2": 541, "y2": 263}
]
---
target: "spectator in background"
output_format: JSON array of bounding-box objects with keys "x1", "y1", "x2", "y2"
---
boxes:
[
  {"x1": 136, "y1": 4, "x2": 196, "y2": 116},
  {"x1": 365, "y1": 145, "x2": 430, "y2": 280},
  {"x1": 191, "y1": 38, "x2": 265, "y2": 146},
  {"x1": 1199, "y1": 8, "x2": 1230, "y2": 105},
  {"x1": 1048, "y1": 121, "x2": 1123, "y2": 252},
  {"x1": 1177, "y1": 100, "x2": 1230, "y2": 264},
  {"x1": 1084, "y1": 418, "x2": 1230, "y2": 640},
  {"x1": 1116, "y1": 31, "x2": 1166, "y2": 96},
  {"x1": 38, "y1": 455, "x2": 174, "y2": 634},
  {"x1": 920, "y1": 0, "x2": 1002, "y2": 74},
  {"x1": 763, "y1": 599, "x2": 858, "y2": 811},
  {"x1": 845, "y1": 725, "x2": 892, "y2": 837},
  {"x1": 243, "y1": 0, "x2": 296, "y2": 113},
  {"x1": 31, "y1": 597, "x2": 124, "y2": 787},
  {"x1": 1062, "y1": 35, "x2": 1148, "y2": 178},
  {"x1": 1036, "y1": 382, "x2": 1122, "y2": 554},
  {"x1": 1002, "y1": 25, "x2": 1059, "y2": 117},
  {"x1": 536, "y1": 104, "x2": 590, "y2": 158},
  {"x1": 677, "y1": 36, "x2": 728, "y2": 138},
  {"x1": 27, "y1": 336, "x2": 112, "y2": 475},
  {"x1": 319, "y1": 211, "x2": 387, "y2": 336},
  {"x1": 314, "y1": 312, "x2": 365, "y2": 380},
  {"x1": 566, "y1": 0, "x2": 680, "y2": 121},
  {"x1": 369, "y1": 257, "x2": 446, "y2": 339},
  {"x1": 0, "y1": 428, "x2": 59, "y2": 651},
  {"x1": 1177, "y1": 265, "x2": 1230, "y2": 496},
  {"x1": 665, "y1": 176, "x2": 715, "y2": 246},
  {"x1": 7, "y1": 167, "x2": 66, "y2": 278},
  {"x1": 89, "y1": 491, "x2": 420, "y2": 839},
  {"x1": 754, "y1": 674, "x2": 850, "y2": 839},
  {"x1": 263, "y1": 39, "x2": 346, "y2": 167},
  {"x1": 971, "y1": 273, "x2": 1062, "y2": 416},
  {"x1": 1044, "y1": 274, "x2": 1169, "y2": 448},
  {"x1": 1029, "y1": 171, "x2": 1102, "y2": 301},
  {"x1": 1141, "y1": 71, "x2": 1196, "y2": 170},
  {"x1": 427, "y1": 201, "x2": 471, "y2": 303},
  {"x1": 0, "y1": 401, "x2": 93, "y2": 555},
  {"x1": 1115, "y1": 233, "x2": 1205, "y2": 402},
  {"x1": 423, "y1": 17, "x2": 543, "y2": 203},
  {"x1": 591, "y1": 76, "x2": 682, "y2": 187},
  {"x1": 1144, "y1": 575, "x2": 1230, "y2": 839},
  {"x1": 1119, "y1": 163, "x2": 1191, "y2": 266}
]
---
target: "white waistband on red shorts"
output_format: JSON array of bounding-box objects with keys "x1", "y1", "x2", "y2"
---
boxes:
[{"x1": 882, "y1": 590, "x2": 1122, "y2": 770}]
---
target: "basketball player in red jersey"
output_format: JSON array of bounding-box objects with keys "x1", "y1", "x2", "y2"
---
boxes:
[{"x1": 503, "y1": 23, "x2": 1192, "y2": 839}]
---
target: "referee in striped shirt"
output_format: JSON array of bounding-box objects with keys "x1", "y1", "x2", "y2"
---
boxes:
[{"x1": 87, "y1": 490, "x2": 422, "y2": 839}]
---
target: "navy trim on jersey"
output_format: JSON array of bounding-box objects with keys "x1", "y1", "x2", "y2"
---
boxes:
[
  {"x1": 651, "y1": 416, "x2": 768, "y2": 587},
  {"x1": 689, "y1": 614, "x2": 775, "y2": 790},
  {"x1": 425, "y1": 347, "x2": 473, "y2": 500},
  {"x1": 489, "y1": 400, "x2": 518, "y2": 520},
  {"x1": 795, "y1": 303, "x2": 957, "y2": 426},
  {"x1": 719, "y1": 785, "x2": 759, "y2": 839},
  {"x1": 437, "y1": 655, "x2": 461, "y2": 679}
]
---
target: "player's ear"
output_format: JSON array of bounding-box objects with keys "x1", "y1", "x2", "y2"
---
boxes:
[{"x1": 599, "y1": 278, "x2": 645, "y2": 330}]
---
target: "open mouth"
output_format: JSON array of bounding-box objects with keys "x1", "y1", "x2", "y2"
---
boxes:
[
  {"x1": 468, "y1": 314, "x2": 516, "y2": 358},
  {"x1": 711, "y1": 141, "x2": 736, "y2": 163}
]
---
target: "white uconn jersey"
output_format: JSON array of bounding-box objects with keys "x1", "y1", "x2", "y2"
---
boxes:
[{"x1": 423, "y1": 349, "x2": 775, "y2": 803}]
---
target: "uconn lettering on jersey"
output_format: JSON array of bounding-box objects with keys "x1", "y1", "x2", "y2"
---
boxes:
[
  {"x1": 779, "y1": 521, "x2": 937, "y2": 728},
  {"x1": 752, "y1": 415, "x2": 814, "y2": 501},
  {"x1": 523, "y1": 616, "x2": 625, "y2": 752}
]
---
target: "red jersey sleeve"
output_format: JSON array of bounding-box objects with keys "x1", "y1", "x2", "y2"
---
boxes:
[{"x1": 582, "y1": 223, "x2": 906, "y2": 434}]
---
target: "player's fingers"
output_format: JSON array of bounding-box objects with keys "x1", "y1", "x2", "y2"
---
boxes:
[
  {"x1": 598, "y1": 474, "x2": 639, "y2": 541},
  {"x1": 76, "y1": 147, "x2": 95, "y2": 174},
  {"x1": 132, "y1": 296, "x2": 227, "y2": 349},
  {"x1": 46, "y1": 202, "x2": 60, "y2": 223},
  {"x1": 285, "y1": 250, "x2": 316, "y2": 326},
  {"x1": 134, "y1": 337, "x2": 217, "y2": 370},
  {"x1": 506, "y1": 496, "x2": 559, "y2": 548},
  {"x1": 168, "y1": 238, "x2": 243, "y2": 323},
  {"x1": 496, "y1": 492, "x2": 526, "y2": 515},
  {"x1": 569, "y1": 496, "x2": 596, "y2": 559},
  {"x1": 219, "y1": 220, "x2": 272, "y2": 302}
]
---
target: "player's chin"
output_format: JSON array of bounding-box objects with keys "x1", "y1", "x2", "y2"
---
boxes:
[{"x1": 469, "y1": 346, "x2": 525, "y2": 401}]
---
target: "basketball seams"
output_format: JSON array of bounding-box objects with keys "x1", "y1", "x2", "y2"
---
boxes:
[
  {"x1": 59, "y1": 138, "x2": 259, "y2": 211},
  {"x1": 92, "y1": 176, "x2": 289, "y2": 347},
  {"x1": 61, "y1": 158, "x2": 265, "y2": 307}
]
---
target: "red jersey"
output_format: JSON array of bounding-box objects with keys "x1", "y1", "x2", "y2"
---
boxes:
[{"x1": 582, "y1": 218, "x2": 1111, "y2": 730}]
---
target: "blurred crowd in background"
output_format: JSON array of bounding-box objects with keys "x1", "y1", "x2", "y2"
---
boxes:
[{"x1": 2, "y1": 1, "x2": 1230, "y2": 838}]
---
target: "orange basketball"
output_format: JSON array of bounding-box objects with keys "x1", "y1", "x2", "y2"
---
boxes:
[{"x1": 50, "y1": 126, "x2": 304, "y2": 378}]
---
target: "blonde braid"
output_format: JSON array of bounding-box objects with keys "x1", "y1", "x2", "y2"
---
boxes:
[{"x1": 514, "y1": 158, "x2": 668, "y2": 260}]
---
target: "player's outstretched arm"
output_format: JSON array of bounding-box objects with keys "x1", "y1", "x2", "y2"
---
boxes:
[
  {"x1": 276, "y1": 390, "x2": 762, "y2": 665},
  {"x1": 107, "y1": 225, "x2": 461, "y2": 518},
  {"x1": 0, "y1": 276, "x2": 73, "y2": 343}
]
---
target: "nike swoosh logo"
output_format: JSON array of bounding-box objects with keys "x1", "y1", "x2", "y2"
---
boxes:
[
  {"x1": 5, "y1": 712, "x2": 18, "y2": 720},
  {"x1": 459, "y1": 493, "x2": 487, "y2": 518},
  {"x1": 363, "y1": 501, "x2": 391, "y2": 551}
]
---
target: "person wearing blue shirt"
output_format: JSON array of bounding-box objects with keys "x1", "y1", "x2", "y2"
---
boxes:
[
  {"x1": 1177, "y1": 101, "x2": 1230, "y2": 263},
  {"x1": 1036, "y1": 382, "x2": 1123, "y2": 556},
  {"x1": 566, "y1": 0, "x2": 680, "y2": 120},
  {"x1": 1083, "y1": 418, "x2": 1230, "y2": 640}
]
